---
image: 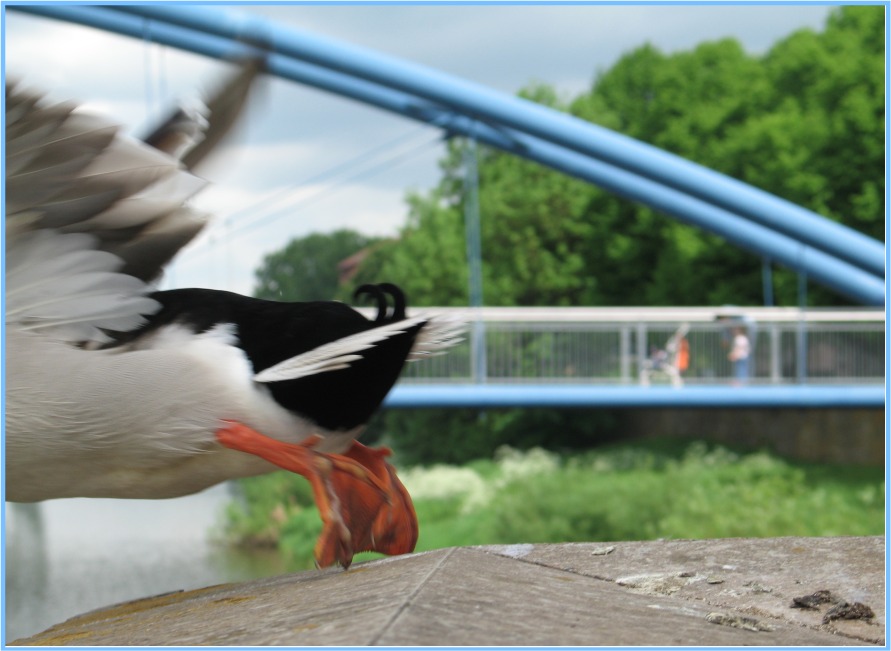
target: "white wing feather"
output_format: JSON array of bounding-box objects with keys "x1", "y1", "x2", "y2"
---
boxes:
[
  {"x1": 408, "y1": 313, "x2": 467, "y2": 360},
  {"x1": 5, "y1": 229, "x2": 159, "y2": 343},
  {"x1": 4, "y1": 79, "x2": 212, "y2": 344},
  {"x1": 254, "y1": 316, "x2": 430, "y2": 383},
  {"x1": 253, "y1": 314, "x2": 467, "y2": 383}
]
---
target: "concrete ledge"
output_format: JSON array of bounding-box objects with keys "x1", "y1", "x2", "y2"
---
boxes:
[{"x1": 13, "y1": 536, "x2": 883, "y2": 646}]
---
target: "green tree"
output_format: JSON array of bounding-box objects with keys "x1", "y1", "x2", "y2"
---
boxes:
[
  {"x1": 570, "y1": 11, "x2": 886, "y2": 307},
  {"x1": 383, "y1": 408, "x2": 620, "y2": 466},
  {"x1": 350, "y1": 190, "x2": 469, "y2": 306},
  {"x1": 253, "y1": 229, "x2": 379, "y2": 301}
]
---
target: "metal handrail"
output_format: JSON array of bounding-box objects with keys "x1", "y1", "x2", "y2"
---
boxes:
[{"x1": 393, "y1": 307, "x2": 884, "y2": 387}]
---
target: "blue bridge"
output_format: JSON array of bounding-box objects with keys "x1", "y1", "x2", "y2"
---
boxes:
[
  {"x1": 387, "y1": 306, "x2": 884, "y2": 408},
  {"x1": 13, "y1": 5, "x2": 886, "y2": 410}
]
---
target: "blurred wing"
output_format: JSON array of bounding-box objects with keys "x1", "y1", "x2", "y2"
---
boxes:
[
  {"x1": 407, "y1": 313, "x2": 467, "y2": 360},
  {"x1": 143, "y1": 57, "x2": 264, "y2": 170},
  {"x1": 183, "y1": 57, "x2": 264, "y2": 170},
  {"x1": 6, "y1": 58, "x2": 262, "y2": 345},
  {"x1": 5, "y1": 80, "x2": 207, "y2": 343}
]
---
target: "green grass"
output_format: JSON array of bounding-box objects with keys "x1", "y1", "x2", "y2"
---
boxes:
[{"x1": 223, "y1": 439, "x2": 884, "y2": 570}]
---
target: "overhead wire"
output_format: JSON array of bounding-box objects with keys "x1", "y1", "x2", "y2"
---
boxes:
[
  {"x1": 214, "y1": 123, "x2": 435, "y2": 234},
  {"x1": 226, "y1": 132, "x2": 444, "y2": 239},
  {"x1": 183, "y1": 125, "x2": 445, "y2": 261}
]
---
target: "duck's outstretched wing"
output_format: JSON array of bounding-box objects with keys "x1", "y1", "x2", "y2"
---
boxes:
[
  {"x1": 5, "y1": 63, "x2": 260, "y2": 344},
  {"x1": 5, "y1": 80, "x2": 200, "y2": 344},
  {"x1": 142, "y1": 57, "x2": 264, "y2": 170}
]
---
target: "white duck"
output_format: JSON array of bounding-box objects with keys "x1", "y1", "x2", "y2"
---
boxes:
[{"x1": 5, "y1": 69, "x2": 463, "y2": 568}]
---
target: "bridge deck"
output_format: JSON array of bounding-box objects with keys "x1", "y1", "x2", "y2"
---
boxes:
[{"x1": 386, "y1": 384, "x2": 884, "y2": 408}]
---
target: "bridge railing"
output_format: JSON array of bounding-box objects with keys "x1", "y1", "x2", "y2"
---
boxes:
[{"x1": 396, "y1": 307, "x2": 885, "y2": 386}]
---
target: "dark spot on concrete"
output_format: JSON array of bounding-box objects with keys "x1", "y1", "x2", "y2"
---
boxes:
[
  {"x1": 791, "y1": 589, "x2": 834, "y2": 609},
  {"x1": 823, "y1": 601, "x2": 875, "y2": 624}
]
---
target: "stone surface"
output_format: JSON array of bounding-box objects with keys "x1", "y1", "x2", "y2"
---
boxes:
[{"x1": 13, "y1": 536, "x2": 883, "y2": 646}]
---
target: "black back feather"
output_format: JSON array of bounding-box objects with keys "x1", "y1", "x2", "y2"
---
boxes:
[{"x1": 111, "y1": 285, "x2": 423, "y2": 431}]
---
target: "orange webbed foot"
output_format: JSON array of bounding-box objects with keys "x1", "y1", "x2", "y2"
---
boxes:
[
  {"x1": 341, "y1": 442, "x2": 418, "y2": 558},
  {"x1": 215, "y1": 422, "x2": 416, "y2": 569}
]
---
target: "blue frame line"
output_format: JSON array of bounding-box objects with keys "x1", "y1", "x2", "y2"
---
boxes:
[{"x1": 10, "y1": 4, "x2": 884, "y2": 305}]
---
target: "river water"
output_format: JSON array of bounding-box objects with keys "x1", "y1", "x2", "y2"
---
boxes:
[{"x1": 4, "y1": 483, "x2": 286, "y2": 642}]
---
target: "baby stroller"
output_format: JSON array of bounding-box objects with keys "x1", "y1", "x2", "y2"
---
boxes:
[{"x1": 639, "y1": 323, "x2": 690, "y2": 388}]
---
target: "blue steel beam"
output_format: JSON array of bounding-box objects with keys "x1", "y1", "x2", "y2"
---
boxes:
[
  {"x1": 385, "y1": 385, "x2": 884, "y2": 409},
  {"x1": 111, "y1": 4, "x2": 886, "y2": 279},
  {"x1": 12, "y1": 5, "x2": 884, "y2": 305}
]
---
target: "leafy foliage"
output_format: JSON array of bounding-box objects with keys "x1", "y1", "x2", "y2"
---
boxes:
[
  {"x1": 225, "y1": 440, "x2": 885, "y2": 570},
  {"x1": 380, "y1": 408, "x2": 621, "y2": 466},
  {"x1": 253, "y1": 229, "x2": 379, "y2": 301}
]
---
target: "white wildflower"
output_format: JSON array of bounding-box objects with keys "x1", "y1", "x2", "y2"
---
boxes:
[
  {"x1": 495, "y1": 446, "x2": 559, "y2": 481},
  {"x1": 400, "y1": 465, "x2": 491, "y2": 513}
]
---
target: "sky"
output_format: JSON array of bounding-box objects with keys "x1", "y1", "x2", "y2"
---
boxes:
[{"x1": 4, "y1": 4, "x2": 835, "y2": 297}]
